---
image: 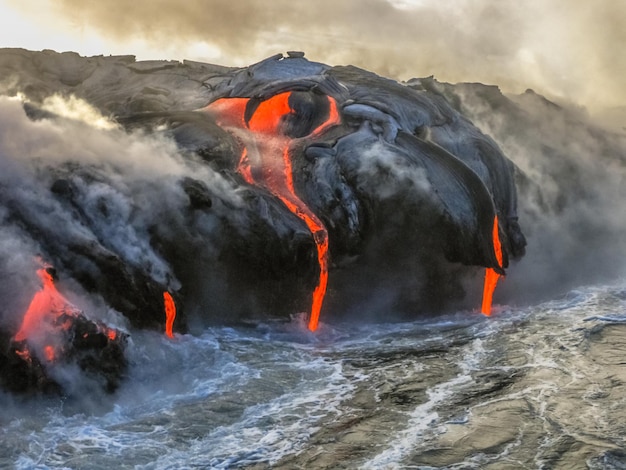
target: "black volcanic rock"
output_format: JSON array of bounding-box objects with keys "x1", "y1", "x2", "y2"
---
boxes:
[
  {"x1": 0, "y1": 49, "x2": 528, "y2": 330},
  {"x1": 0, "y1": 313, "x2": 127, "y2": 396},
  {"x1": 2, "y1": 48, "x2": 625, "y2": 406}
]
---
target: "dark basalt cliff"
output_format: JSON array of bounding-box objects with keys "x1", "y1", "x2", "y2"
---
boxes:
[
  {"x1": 3, "y1": 47, "x2": 625, "y2": 343},
  {"x1": 0, "y1": 49, "x2": 529, "y2": 339},
  {"x1": 2, "y1": 48, "x2": 626, "y2": 395}
]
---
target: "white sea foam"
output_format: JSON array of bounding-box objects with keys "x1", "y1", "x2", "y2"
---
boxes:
[
  {"x1": 4, "y1": 283, "x2": 626, "y2": 469},
  {"x1": 362, "y1": 332, "x2": 492, "y2": 469}
]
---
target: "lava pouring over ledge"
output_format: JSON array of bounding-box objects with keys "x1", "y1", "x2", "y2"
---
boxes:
[
  {"x1": 3, "y1": 263, "x2": 129, "y2": 395},
  {"x1": 14, "y1": 266, "x2": 80, "y2": 347},
  {"x1": 481, "y1": 215, "x2": 504, "y2": 316},
  {"x1": 12, "y1": 264, "x2": 121, "y2": 365},
  {"x1": 205, "y1": 91, "x2": 340, "y2": 331},
  {"x1": 164, "y1": 291, "x2": 176, "y2": 338}
]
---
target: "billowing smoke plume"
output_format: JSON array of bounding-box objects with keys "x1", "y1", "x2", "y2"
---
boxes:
[
  {"x1": 0, "y1": 93, "x2": 244, "y2": 331},
  {"x1": 446, "y1": 84, "x2": 626, "y2": 304},
  {"x1": 5, "y1": 0, "x2": 626, "y2": 119}
]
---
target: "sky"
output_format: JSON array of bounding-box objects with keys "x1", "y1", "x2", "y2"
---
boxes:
[{"x1": 0, "y1": 0, "x2": 625, "y2": 119}]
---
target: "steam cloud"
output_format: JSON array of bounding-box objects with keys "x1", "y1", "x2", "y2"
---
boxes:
[
  {"x1": 0, "y1": 94, "x2": 241, "y2": 329},
  {"x1": 451, "y1": 86, "x2": 626, "y2": 304},
  {"x1": 6, "y1": 0, "x2": 626, "y2": 116}
]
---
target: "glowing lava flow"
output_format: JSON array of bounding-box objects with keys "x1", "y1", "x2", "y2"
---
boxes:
[
  {"x1": 14, "y1": 267, "x2": 78, "y2": 343},
  {"x1": 13, "y1": 266, "x2": 82, "y2": 363},
  {"x1": 206, "y1": 92, "x2": 340, "y2": 331},
  {"x1": 163, "y1": 291, "x2": 176, "y2": 338},
  {"x1": 13, "y1": 264, "x2": 122, "y2": 366},
  {"x1": 481, "y1": 215, "x2": 504, "y2": 316}
]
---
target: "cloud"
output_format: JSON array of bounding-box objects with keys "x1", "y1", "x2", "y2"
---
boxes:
[{"x1": 4, "y1": 0, "x2": 626, "y2": 114}]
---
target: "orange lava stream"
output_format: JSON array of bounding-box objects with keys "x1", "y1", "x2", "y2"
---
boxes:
[
  {"x1": 14, "y1": 265, "x2": 119, "y2": 364},
  {"x1": 310, "y1": 97, "x2": 340, "y2": 138},
  {"x1": 205, "y1": 91, "x2": 340, "y2": 331},
  {"x1": 13, "y1": 267, "x2": 84, "y2": 363},
  {"x1": 14, "y1": 268, "x2": 76, "y2": 342},
  {"x1": 163, "y1": 291, "x2": 176, "y2": 338},
  {"x1": 481, "y1": 215, "x2": 504, "y2": 316},
  {"x1": 273, "y1": 146, "x2": 329, "y2": 332},
  {"x1": 206, "y1": 97, "x2": 249, "y2": 128}
]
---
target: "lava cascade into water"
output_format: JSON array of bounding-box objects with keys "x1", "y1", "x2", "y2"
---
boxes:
[
  {"x1": 13, "y1": 264, "x2": 119, "y2": 363},
  {"x1": 205, "y1": 92, "x2": 340, "y2": 331},
  {"x1": 163, "y1": 291, "x2": 176, "y2": 338},
  {"x1": 481, "y1": 215, "x2": 504, "y2": 316},
  {"x1": 14, "y1": 267, "x2": 80, "y2": 344},
  {"x1": 13, "y1": 266, "x2": 81, "y2": 363}
]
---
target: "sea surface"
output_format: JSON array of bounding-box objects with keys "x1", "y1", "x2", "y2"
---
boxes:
[{"x1": 2, "y1": 282, "x2": 626, "y2": 469}]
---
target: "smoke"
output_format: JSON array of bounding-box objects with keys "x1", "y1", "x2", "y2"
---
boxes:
[
  {"x1": 39, "y1": 94, "x2": 118, "y2": 130},
  {"x1": 5, "y1": 0, "x2": 626, "y2": 117},
  {"x1": 452, "y1": 85, "x2": 626, "y2": 304},
  {"x1": 358, "y1": 141, "x2": 432, "y2": 199},
  {"x1": 0, "y1": 94, "x2": 242, "y2": 330}
]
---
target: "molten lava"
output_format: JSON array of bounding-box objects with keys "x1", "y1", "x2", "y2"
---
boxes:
[
  {"x1": 13, "y1": 266, "x2": 81, "y2": 364},
  {"x1": 13, "y1": 265, "x2": 121, "y2": 365},
  {"x1": 163, "y1": 291, "x2": 176, "y2": 338},
  {"x1": 481, "y1": 215, "x2": 504, "y2": 316},
  {"x1": 14, "y1": 267, "x2": 79, "y2": 343},
  {"x1": 205, "y1": 91, "x2": 340, "y2": 331}
]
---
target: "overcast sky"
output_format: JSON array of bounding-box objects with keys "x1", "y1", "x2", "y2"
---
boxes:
[{"x1": 1, "y1": 0, "x2": 625, "y2": 116}]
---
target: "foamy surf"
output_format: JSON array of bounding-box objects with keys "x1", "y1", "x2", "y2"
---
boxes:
[{"x1": 2, "y1": 282, "x2": 626, "y2": 468}]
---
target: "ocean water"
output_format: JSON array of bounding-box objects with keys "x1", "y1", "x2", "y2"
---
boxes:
[{"x1": 2, "y1": 282, "x2": 626, "y2": 469}]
